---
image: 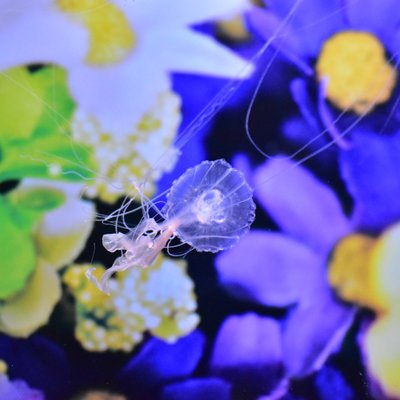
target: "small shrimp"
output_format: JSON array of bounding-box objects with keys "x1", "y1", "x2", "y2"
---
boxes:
[{"x1": 87, "y1": 159, "x2": 255, "y2": 294}]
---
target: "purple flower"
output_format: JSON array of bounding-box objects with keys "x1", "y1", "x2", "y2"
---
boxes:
[
  {"x1": 0, "y1": 330, "x2": 225, "y2": 400},
  {"x1": 207, "y1": 312, "x2": 356, "y2": 399},
  {"x1": 220, "y1": 127, "x2": 400, "y2": 398},
  {"x1": 215, "y1": 156, "x2": 355, "y2": 382},
  {"x1": 249, "y1": 0, "x2": 400, "y2": 80},
  {"x1": 248, "y1": 0, "x2": 400, "y2": 149}
]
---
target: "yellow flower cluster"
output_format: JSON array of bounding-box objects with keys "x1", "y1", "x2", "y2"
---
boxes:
[
  {"x1": 63, "y1": 264, "x2": 143, "y2": 351},
  {"x1": 63, "y1": 255, "x2": 199, "y2": 352},
  {"x1": 329, "y1": 223, "x2": 400, "y2": 398},
  {"x1": 71, "y1": 91, "x2": 181, "y2": 203}
]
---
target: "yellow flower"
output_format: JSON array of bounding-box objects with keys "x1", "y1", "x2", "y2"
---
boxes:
[
  {"x1": 0, "y1": 180, "x2": 95, "y2": 337},
  {"x1": 329, "y1": 222, "x2": 400, "y2": 398}
]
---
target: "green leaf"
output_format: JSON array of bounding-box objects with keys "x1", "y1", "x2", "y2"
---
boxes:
[
  {"x1": 0, "y1": 197, "x2": 36, "y2": 300},
  {"x1": 2, "y1": 190, "x2": 43, "y2": 234},
  {"x1": 0, "y1": 133, "x2": 97, "y2": 182},
  {"x1": 30, "y1": 66, "x2": 75, "y2": 138},
  {"x1": 0, "y1": 68, "x2": 44, "y2": 141},
  {"x1": 7, "y1": 186, "x2": 66, "y2": 213},
  {"x1": 0, "y1": 66, "x2": 98, "y2": 184}
]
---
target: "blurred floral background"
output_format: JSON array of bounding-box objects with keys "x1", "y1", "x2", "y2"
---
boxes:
[{"x1": 1, "y1": 0, "x2": 400, "y2": 399}]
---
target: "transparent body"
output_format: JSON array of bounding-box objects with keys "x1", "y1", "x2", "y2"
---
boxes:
[{"x1": 87, "y1": 159, "x2": 255, "y2": 294}]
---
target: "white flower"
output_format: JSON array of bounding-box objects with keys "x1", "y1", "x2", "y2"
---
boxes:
[
  {"x1": 0, "y1": 0, "x2": 253, "y2": 135},
  {"x1": 73, "y1": 90, "x2": 182, "y2": 201},
  {"x1": 0, "y1": 0, "x2": 253, "y2": 200}
]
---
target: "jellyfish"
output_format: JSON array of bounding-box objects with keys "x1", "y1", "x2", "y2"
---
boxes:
[{"x1": 87, "y1": 159, "x2": 256, "y2": 294}]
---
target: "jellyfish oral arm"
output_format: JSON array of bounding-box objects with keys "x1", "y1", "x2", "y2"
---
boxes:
[{"x1": 86, "y1": 219, "x2": 176, "y2": 294}]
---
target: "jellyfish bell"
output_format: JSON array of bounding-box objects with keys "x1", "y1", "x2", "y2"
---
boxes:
[{"x1": 165, "y1": 159, "x2": 256, "y2": 252}]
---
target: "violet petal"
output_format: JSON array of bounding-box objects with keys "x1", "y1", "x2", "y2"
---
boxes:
[
  {"x1": 0, "y1": 375, "x2": 44, "y2": 400},
  {"x1": 345, "y1": 0, "x2": 400, "y2": 45},
  {"x1": 265, "y1": 0, "x2": 346, "y2": 57},
  {"x1": 209, "y1": 313, "x2": 283, "y2": 396},
  {"x1": 282, "y1": 288, "x2": 355, "y2": 378},
  {"x1": 247, "y1": 8, "x2": 312, "y2": 75},
  {"x1": 391, "y1": 28, "x2": 400, "y2": 61},
  {"x1": 215, "y1": 230, "x2": 322, "y2": 307},
  {"x1": 290, "y1": 79, "x2": 320, "y2": 132},
  {"x1": 117, "y1": 330, "x2": 205, "y2": 393},
  {"x1": 339, "y1": 130, "x2": 400, "y2": 233},
  {"x1": 253, "y1": 158, "x2": 350, "y2": 253},
  {"x1": 161, "y1": 378, "x2": 231, "y2": 400}
]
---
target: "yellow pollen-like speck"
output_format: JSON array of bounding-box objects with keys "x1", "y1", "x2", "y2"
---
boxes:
[
  {"x1": 137, "y1": 114, "x2": 162, "y2": 132},
  {"x1": 328, "y1": 234, "x2": 389, "y2": 313},
  {"x1": 217, "y1": 17, "x2": 250, "y2": 42},
  {"x1": 316, "y1": 31, "x2": 397, "y2": 114},
  {"x1": 0, "y1": 360, "x2": 7, "y2": 374},
  {"x1": 57, "y1": 0, "x2": 135, "y2": 65}
]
